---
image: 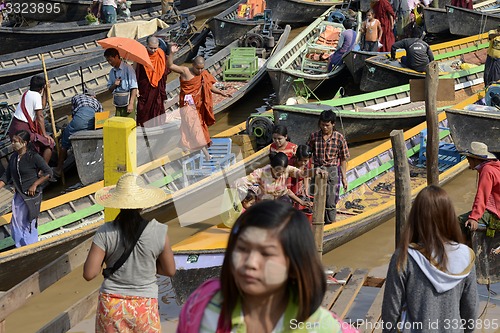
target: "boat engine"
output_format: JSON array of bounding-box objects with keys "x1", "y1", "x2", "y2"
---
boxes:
[
  {"x1": 486, "y1": 83, "x2": 500, "y2": 107},
  {"x1": 246, "y1": 114, "x2": 274, "y2": 148}
]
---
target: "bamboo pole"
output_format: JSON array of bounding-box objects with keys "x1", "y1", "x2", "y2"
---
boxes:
[
  {"x1": 41, "y1": 54, "x2": 65, "y2": 185},
  {"x1": 312, "y1": 175, "x2": 327, "y2": 261},
  {"x1": 390, "y1": 130, "x2": 411, "y2": 248},
  {"x1": 425, "y1": 61, "x2": 439, "y2": 186}
]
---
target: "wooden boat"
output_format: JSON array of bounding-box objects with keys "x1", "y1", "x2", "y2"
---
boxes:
[
  {"x1": 265, "y1": 0, "x2": 344, "y2": 27},
  {"x1": 273, "y1": 64, "x2": 484, "y2": 145},
  {"x1": 0, "y1": 19, "x2": 205, "y2": 113},
  {"x1": 423, "y1": 0, "x2": 493, "y2": 35},
  {"x1": 342, "y1": 49, "x2": 387, "y2": 84},
  {"x1": 266, "y1": 7, "x2": 361, "y2": 105},
  {"x1": 423, "y1": 7, "x2": 449, "y2": 34},
  {"x1": 0, "y1": 120, "x2": 267, "y2": 290},
  {"x1": 359, "y1": 32, "x2": 488, "y2": 92},
  {"x1": 69, "y1": 25, "x2": 291, "y2": 185},
  {"x1": 170, "y1": 111, "x2": 468, "y2": 303},
  {"x1": 446, "y1": 3, "x2": 500, "y2": 37},
  {"x1": 9, "y1": 0, "x2": 164, "y2": 22},
  {"x1": 208, "y1": 0, "x2": 277, "y2": 47},
  {"x1": 445, "y1": 89, "x2": 500, "y2": 154},
  {"x1": 472, "y1": 226, "x2": 500, "y2": 284}
]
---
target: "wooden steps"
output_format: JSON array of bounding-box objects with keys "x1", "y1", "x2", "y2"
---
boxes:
[{"x1": 322, "y1": 267, "x2": 387, "y2": 333}]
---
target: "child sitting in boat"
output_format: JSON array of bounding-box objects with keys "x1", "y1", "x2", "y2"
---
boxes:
[
  {"x1": 176, "y1": 200, "x2": 358, "y2": 332},
  {"x1": 290, "y1": 145, "x2": 313, "y2": 209},
  {"x1": 241, "y1": 189, "x2": 257, "y2": 213}
]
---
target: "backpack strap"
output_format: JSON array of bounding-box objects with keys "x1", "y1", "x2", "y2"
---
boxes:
[{"x1": 102, "y1": 219, "x2": 149, "y2": 279}]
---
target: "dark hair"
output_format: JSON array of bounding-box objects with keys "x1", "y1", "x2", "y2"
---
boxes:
[
  {"x1": 114, "y1": 209, "x2": 146, "y2": 249},
  {"x1": 219, "y1": 200, "x2": 326, "y2": 328},
  {"x1": 396, "y1": 185, "x2": 465, "y2": 272},
  {"x1": 270, "y1": 152, "x2": 288, "y2": 168},
  {"x1": 319, "y1": 110, "x2": 336, "y2": 124},
  {"x1": 30, "y1": 75, "x2": 46, "y2": 92},
  {"x1": 343, "y1": 19, "x2": 353, "y2": 30},
  {"x1": 272, "y1": 125, "x2": 288, "y2": 137},
  {"x1": 104, "y1": 48, "x2": 120, "y2": 58},
  {"x1": 13, "y1": 130, "x2": 37, "y2": 160},
  {"x1": 295, "y1": 145, "x2": 312, "y2": 160},
  {"x1": 243, "y1": 189, "x2": 257, "y2": 203}
]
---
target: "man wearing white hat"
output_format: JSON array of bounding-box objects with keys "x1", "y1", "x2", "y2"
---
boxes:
[{"x1": 459, "y1": 141, "x2": 500, "y2": 236}]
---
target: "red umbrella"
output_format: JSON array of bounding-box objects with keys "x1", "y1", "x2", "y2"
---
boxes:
[{"x1": 98, "y1": 37, "x2": 154, "y2": 70}]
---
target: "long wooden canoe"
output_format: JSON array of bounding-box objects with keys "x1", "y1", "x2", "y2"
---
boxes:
[
  {"x1": 447, "y1": 4, "x2": 500, "y2": 37},
  {"x1": 273, "y1": 64, "x2": 484, "y2": 145},
  {"x1": 266, "y1": 7, "x2": 361, "y2": 105},
  {"x1": 445, "y1": 89, "x2": 500, "y2": 154},
  {"x1": 70, "y1": 25, "x2": 291, "y2": 185},
  {"x1": 342, "y1": 49, "x2": 387, "y2": 85},
  {"x1": 265, "y1": 0, "x2": 344, "y2": 27},
  {"x1": 360, "y1": 33, "x2": 489, "y2": 92},
  {"x1": 170, "y1": 111, "x2": 468, "y2": 303},
  {"x1": 0, "y1": 121, "x2": 266, "y2": 290}
]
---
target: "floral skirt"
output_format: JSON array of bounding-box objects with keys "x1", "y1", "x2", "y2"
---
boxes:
[{"x1": 96, "y1": 292, "x2": 161, "y2": 333}]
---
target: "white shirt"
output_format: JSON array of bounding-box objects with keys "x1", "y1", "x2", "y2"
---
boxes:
[
  {"x1": 100, "y1": 0, "x2": 117, "y2": 7},
  {"x1": 14, "y1": 90, "x2": 43, "y2": 123}
]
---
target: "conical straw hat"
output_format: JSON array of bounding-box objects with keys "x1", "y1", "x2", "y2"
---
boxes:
[{"x1": 94, "y1": 173, "x2": 167, "y2": 209}]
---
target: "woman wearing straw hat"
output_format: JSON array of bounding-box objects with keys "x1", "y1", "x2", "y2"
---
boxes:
[
  {"x1": 83, "y1": 173, "x2": 175, "y2": 333},
  {"x1": 458, "y1": 141, "x2": 500, "y2": 234}
]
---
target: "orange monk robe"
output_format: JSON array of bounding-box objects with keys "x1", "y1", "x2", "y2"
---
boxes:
[{"x1": 179, "y1": 70, "x2": 217, "y2": 150}]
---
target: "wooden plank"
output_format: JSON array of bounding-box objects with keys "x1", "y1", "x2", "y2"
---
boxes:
[
  {"x1": 0, "y1": 238, "x2": 92, "y2": 322},
  {"x1": 321, "y1": 267, "x2": 352, "y2": 309},
  {"x1": 331, "y1": 269, "x2": 369, "y2": 319},
  {"x1": 364, "y1": 276, "x2": 385, "y2": 288},
  {"x1": 365, "y1": 284, "x2": 386, "y2": 333},
  {"x1": 409, "y1": 78, "x2": 454, "y2": 102},
  {"x1": 37, "y1": 288, "x2": 99, "y2": 333}
]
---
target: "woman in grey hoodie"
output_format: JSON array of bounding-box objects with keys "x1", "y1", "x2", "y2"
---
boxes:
[{"x1": 382, "y1": 185, "x2": 478, "y2": 333}]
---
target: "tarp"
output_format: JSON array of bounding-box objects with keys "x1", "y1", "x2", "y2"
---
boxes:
[{"x1": 107, "y1": 18, "x2": 169, "y2": 39}]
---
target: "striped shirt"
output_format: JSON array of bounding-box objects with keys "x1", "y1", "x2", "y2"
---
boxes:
[
  {"x1": 71, "y1": 94, "x2": 103, "y2": 116},
  {"x1": 307, "y1": 130, "x2": 349, "y2": 167}
]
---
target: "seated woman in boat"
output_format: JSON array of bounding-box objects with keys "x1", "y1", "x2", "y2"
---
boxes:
[
  {"x1": 234, "y1": 152, "x2": 322, "y2": 208},
  {"x1": 177, "y1": 200, "x2": 357, "y2": 332},
  {"x1": 328, "y1": 19, "x2": 358, "y2": 71},
  {"x1": 290, "y1": 145, "x2": 313, "y2": 209},
  {"x1": 0, "y1": 130, "x2": 52, "y2": 248},
  {"x1": 269, "y1": 125, "x2": 297, "y2": 162}
]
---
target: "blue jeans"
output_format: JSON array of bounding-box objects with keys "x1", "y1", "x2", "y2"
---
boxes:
[
  {"x1": 62, "y1": 106, "x2": 95, "y2": 149},
  {"x1": 102, "y1": 5, "x2": 117, "y2": 24}
]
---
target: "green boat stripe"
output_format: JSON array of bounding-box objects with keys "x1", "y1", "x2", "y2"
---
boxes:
[
  {"x1": 433, "y1": 43, "x2": 488, "y2": 60},
  {"x1": 341, "y1": 130, "x2": 450, "y2": 195},
  {"x1": 275, "y1": 64, "x2": 484, "y2": 111},
  {"x1": 0, "y1": 170, "x2": 183, "y2": 251}
]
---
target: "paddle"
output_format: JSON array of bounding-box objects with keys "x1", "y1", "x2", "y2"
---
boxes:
[{"x1": 41, "y1": 54, "x2": 65, "y2": 185}]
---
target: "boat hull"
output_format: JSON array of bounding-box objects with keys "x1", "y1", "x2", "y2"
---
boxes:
[
  {"x1": 447, "y1": 5, "x2": 500, "y2": 36},
  {"x1": 472, "y1": 229, "x2": 500, "y2": 284},
  {"x1": 445, "y1": 108, "x2": 500, "y2": 153},
  {"x1": 360, "y1": 59, "x2": 421, "y2": 92},
  {"x1": 423, "y1": 7, "x2": 449, "y2": 34},
  {"x1": 266, "y1": 0, "x2": 342, "y2": 27},
  {"x1": 343, "y1": 49, "x2": 383, "y2": 85}
]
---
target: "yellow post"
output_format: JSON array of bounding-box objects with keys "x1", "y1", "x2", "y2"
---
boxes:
[{"x1": 103, "y1": 117, "x2": 137, "y2": 221}]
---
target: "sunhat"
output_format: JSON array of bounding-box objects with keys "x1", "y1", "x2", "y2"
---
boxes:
[
  {"x1": 460, "y1": 141, "x2": 497, "y2": 160},
  {"x1": 94, "y1": 173, "x2": 167, "y2": 209}
]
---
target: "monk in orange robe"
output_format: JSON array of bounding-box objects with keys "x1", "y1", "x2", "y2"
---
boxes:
[
  {"x1": 167, "y1": 45, "x2": 231, "y2": 160},
  {"x1": 372, "y1": 0, "x2": 396, "y2": 53},
  {"x1": 136, "y1": 36, "x2": 169, "y2": 127}
]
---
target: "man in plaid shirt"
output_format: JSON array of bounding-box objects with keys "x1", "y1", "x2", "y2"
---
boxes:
[{"x1": 307, "y1": 110, "x2": 349, "y2": 224}]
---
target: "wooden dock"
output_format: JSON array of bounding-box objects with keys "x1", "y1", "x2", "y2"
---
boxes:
[{"x1": 322, "y1": 267, "x2": 387, "y2": 333}]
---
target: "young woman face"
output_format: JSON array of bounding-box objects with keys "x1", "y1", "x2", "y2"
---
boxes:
[
  {"x1": 232, "y1": 227, "x2": 289, "y2": 297},
  {"x1": 272, "y1": 133, "x2": 287, "y2": 149},
  {"x1": 11, "y1": 135, "x2": 26, "y2": 152}
]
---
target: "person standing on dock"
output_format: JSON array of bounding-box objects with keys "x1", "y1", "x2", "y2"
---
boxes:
[
  {"x1": 0, "y1": 130, "x2": 52, "y2": 248},
  {"x1": 382, "y1": 185, "x2": 478, "y2": 332},
  {"x1": 136, "y1": 36, "x2": 169, "y2": 127},
  {"x1": 371, "y1": 0, "x2": 396, "y2": 52},
  {"x1": 167, "y1": 44, "x2": 231, "y2": 161},
  {"x1": 83, "y1": 173, "x2": 176, "y2": 333},
  {"x1": 458, "y1": 142, "x2": 500, "y2": 235},
  {"x1": 8, "y1": 75, "x2": 55, "y2": 164},
  {"x1": 99, "y1": 0, "x2": 117, "y2": 24},
  {"x1": 176, "y1": 200, "x2": 355, "y2": 332},
  {"x1": 307, "y1": 110, "x2": 349, "y2": 224},
  {"x1": 360, "y1": 9, "x2": 383, "y2": 52},
  {"x1": 105, "y1": 48, "x2": 138, "y2": 119}
]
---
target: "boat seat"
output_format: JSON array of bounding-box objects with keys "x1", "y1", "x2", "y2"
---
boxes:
[
  {"x1": 418, "y1": 128, "x2": 462, "y2": 171},
  {"x1": 181, "y1": 138, "x2": 236, "y2": 186},
  {"x1": 94, "y1": 111, "x2": 111, "y2": 129},
  {"x1": 223, "y1": 47, "x2": 258, "y2": 81}
]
